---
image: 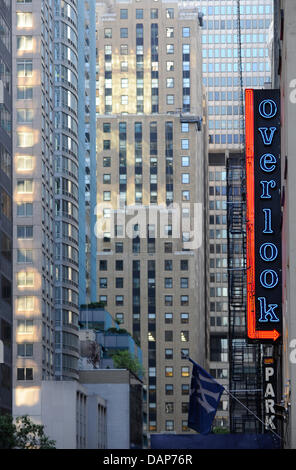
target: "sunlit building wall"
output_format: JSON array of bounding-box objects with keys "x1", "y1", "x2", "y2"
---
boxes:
[
  {"x1": 0, "y1": 0, "x2": 12, "y2": 415},
  {"x1": 12, "y1": 0, "x2": 56, "y2": 396},
  {"x1": 95, "y1": 0, "x2": 207, "y2": 434}
]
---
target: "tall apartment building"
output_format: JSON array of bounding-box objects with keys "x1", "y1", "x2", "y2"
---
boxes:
[
  {"x1": 0, "y1": 0, "x2": 12, "y2": 415},
  {"x1": 198, "y1": 0, "x2": 273, "y2": 430},
  {"x1": 12, "y1": 0, "x2": 80, "y2": 411},
  {"x1": 95, "y1": 0, "x2": 207, "y2": 434}
]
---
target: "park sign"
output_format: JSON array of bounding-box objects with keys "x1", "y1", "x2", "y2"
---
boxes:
[{"x1": 245, "y1": 89, "x2": 282, "y2": 342}]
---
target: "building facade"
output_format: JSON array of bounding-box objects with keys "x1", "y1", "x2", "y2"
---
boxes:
[
  {"x1": 0, "y1": 0, "x2": 12, "y2": 416},
  {"x1": 12, "y1": 0, "x2": 81, "y2": 412},
  {"x1": 95, "y1": 0, "x2": 207, "y2": 435}
]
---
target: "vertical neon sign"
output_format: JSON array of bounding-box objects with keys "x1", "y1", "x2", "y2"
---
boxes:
[{"x1": 246, "y1": 89, "x2": 282, "y2": 342}]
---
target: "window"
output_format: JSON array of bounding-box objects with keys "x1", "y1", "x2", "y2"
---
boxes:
[
  {"x1": 17, "y1": 271, "x2": 34, "y2": 287},
  {"x1": 181, "y1": 366, "x2": 190, "y2": 377},
  {"x1": 166, "y1": 8, "x2": 174, "y2": 19},
  {"x1": 17, "y1": 203, "x2": 33, "y2": 217},
  {"x1": 165, "y1": 330, "x2": 173, "y2": 342},
  {"x1": 120, "y1": 28, "x2": 128, "y2": 38},
  {"x1": 167, "y1": 95, "x2": 174, "y2": 105},
  {"x1": 182, "y1": 174, "x2": 190, "y2": 184},
  {"x1": 17, "y1": 179, "x2": 33, "y2": 194},
  {"x1": 165, "y1": 260, "x2": 173, "y2": 271},
  {"x1": 17, "y1": 368, "x2": 33, "y2": 381},
  {"x1": 103, "y1": 157, "x2": 111, "y2": 167},
  {"x1": 165, "y1": 295, "x2": 173, "y2": 306},
  {"x1": 116, "y1": 260, "x2": 124, "y2": 271},
  {"x1": 181, "y1": 330, "x2": 189, "y2": 342},
  {"x1": 167, "y1": 61, "x2": 174, "y2": 72},
  {"x1": 16, "y1": 12, "x2": 33, "y2": 27},
  {"x1": 16, "y1": 155, "x2": 33, "y2": 170},
  {"x1": 17, "y1": 59, "x2": 33, "y2": 77},
  {"x1": 182, "y1": 190, "x2": 190, "y2": 201},
  {"x1": 165, "y1": 384, "x2": 174, "y2": 395},
  {"x1": 116, "y1": 313, "x2": 124, "y2": 324},
  {"x1": 182, "y1": 384, "x2": 190, "y2": 395},
  {"x1": 165, "y1": 313, "x2": 173, "y2": 324},
  {"x1": 17, "y1": 132, "x2": 33, "y2": 147},
  {"x1": 165, "y1": 366, "x2": 173, "y2": 377},
  {"x1": 181, "y1": 313, "x2": 189, "y2": 324},
  {"x1": 17, "y1": 225, "x2": 33, "y2": 239},
  {"x1": 136, "y1": 9, "x2": 143, "y2": 19},
  {"x1": 180, "y1": 278, "x2": 189, "y2": 288},
  {"x1": 16, "y1": 296, "x2": 34, "y2": 311},
  {"x1": 121, "y1": 95, "x2": 128, "y2": 105},
  {"x1": 17, "y1": 35, "x2": 33, "y2": 51},
  {"x1": 167, "y1": 44, "x2": 174, "y2": 54},
  {"x1": 115, "y1": 242, "x2": 123, "y2": 253},
  {"x1": 182, "y1": 156, "x2": 190, "y2": 167},
  {"x1": 165, "y1": 402, "x2": 174, "y2": 414},
  {"x1": 166, "y1": 27, "x2": 174, "y2": 38},
  {"x1": 17, "y1": 343, "x2": 33, "y2": 357},
  {"x1": 120, "y1": 44, "x2": 128, "y2": 55},
  {"x1": 101, "y1": 173, "x2": 111, "y2": 186},
  {"x1": 165, "y1": 278, "x2": 173, "y2": 289},
  {"x1": 181, "y1": 123, "x2": 189, "y2": 133},
  {"x1": 151, "y1": 8, "x2": 158, "y2": 19},
  {"x1": 180, "y1": 260, "x2": 188, "y2": 271},
  {"x1": 100, "y1": 260, "x2": 108, "y2": 271},
  {"x1": 166, "y1": 78, "x2": 174, "y2": 88},
  {"x1": 17, "y1": 249, "x2": 33, "y2": 264},
  {"x1": 103, "y1": 191, "x2": 111, "y2": 201},
  {"x1": 183, "y1": 27, "x2": 190, "y2": 38},
  {"x1": 104, "y1": 28, "x2": 112, "y2": 38},
  {"x1": 164, "y1": 242, "x2": 172, "y2": 253},
  {"x1": 17, "y1": 320, "x2": 33, "y2": 334},
  {"x1": 121, "y1": 78, "x2": 128, "y2": 88},
  {"x1": 99, "y1": 278, "x2": 108, "y2": 289},
  {"x1": 17, "y1": 86, "x2": 33, "y2": 100},
  {"x1": 166, "y1": 420, "x2": 174, "y2": 431},
  {"x1": 116, "y1": 295, "x2": 124, "y2": 306},
  {"x1": 120, "y1": 9, "x2": 128, "y2": 19},
  {"x1": 165, "y1": 348, "x2": 173, "y2": 360},
  {"x1": 181, "y1": 139, "x2": 189, "y2": 150},
  {"x1": 182, "y1": 402, "x2": 189, "y2": 414},
  {"x1": 120, "y1": 61, "x2": 128, "y2": 72},
  {"x1": 116, "y1": 278, "x2": 124, "y2": 289},
  {"x1": 99, "y1": 295, "x2": 107, "y2": 306}
]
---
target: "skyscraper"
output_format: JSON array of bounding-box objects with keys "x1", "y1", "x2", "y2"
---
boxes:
[
  {"x1": 12, "y1": 0, "x2": 80, "y2": 407},
  {"x1": 0, "y1": 0, "x2": 12, "y2": 415},
  {"x1": 95, "y1": 0, "x2": 207, "y2": 434}
]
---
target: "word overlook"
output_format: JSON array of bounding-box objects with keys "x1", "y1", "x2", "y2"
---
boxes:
[{"x1": 246, "y1": 89, "x2": 282, "y2": 342}]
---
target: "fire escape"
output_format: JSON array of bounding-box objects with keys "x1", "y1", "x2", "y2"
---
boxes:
[{"x1": 226, "y1": 0, "x2": 264, "y2": 434}]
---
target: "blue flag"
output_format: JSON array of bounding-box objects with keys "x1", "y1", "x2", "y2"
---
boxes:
[{"x1": 188, "y1": 359, "x2": 224, "y2": 435}]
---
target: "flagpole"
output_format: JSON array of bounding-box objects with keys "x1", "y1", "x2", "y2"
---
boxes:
[
  {"x1": 223, "y1": 386, "x2": 283, "y2": 441},
  {"x1": 186, "y1": 355, "x2": 283, "y2": 442}
]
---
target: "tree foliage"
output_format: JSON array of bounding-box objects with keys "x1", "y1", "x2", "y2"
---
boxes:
[
  {"x1": 0, "y1": 414, "x2": 56, "y2": 449},
  {"x1": 111, "y1": 349, "x2": 144, "y2": 378}
]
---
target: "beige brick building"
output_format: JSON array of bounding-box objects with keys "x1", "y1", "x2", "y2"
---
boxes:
[{"x1": 95, "y1": 0, "x2": 207, "y2": 434}]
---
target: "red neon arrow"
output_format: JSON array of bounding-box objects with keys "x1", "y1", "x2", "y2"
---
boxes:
[{"x1": 245, "y1": 89, "x2": 281, "y2": 343}]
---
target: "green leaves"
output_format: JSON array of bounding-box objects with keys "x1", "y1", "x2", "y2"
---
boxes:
[{"x1": 0, "y1": 414, "x2": 56, "y2": 449}]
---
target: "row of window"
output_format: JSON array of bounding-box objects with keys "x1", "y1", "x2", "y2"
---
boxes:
[
  {"x1": 203, "y1": 47, "x2": 268, "y2": 59},
  {"x1": 203, "y1": 61, "x2": 270, "y2": 73},
  {"x1": 100, "y1": 259, "x2": 189, "y2": 271},
  {"x1": 98, "y1": 295, "x2": 190, "y2": 308},
  {"x1": 203, "y1": 76, "x2": 268, "y2": 87},
  {"x1": 115, "y1": 7, "x2": 176, "y2": 21},
  {"x1": 203, "y1": 19, "x2": 270, "y2": 30},
  {"x1": 200, "y1": 4, "x2": 272, "y2": 15},
  {"x1": 209, "y1": 134, "x2": 245, "y2": 145}
]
